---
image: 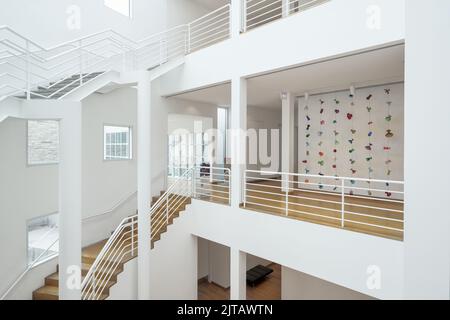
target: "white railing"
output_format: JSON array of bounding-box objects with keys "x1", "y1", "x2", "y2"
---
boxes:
[
  {"x1": 168, "y1": 166, "x2": 231, "y2": 206},
  {"x1": 0, "y1": 238, "x2": 59, "y2": 300},
  {"x1": 0, "y1": 4, "x2": 231, "y2": 101},
  {"x1": 243, "y1": 0, "x2": 330, "y2": 31},
  {"x1": 188, "y1": 5, "x2": 231, "y2": 53},
  {"x1": 244, "y1": 170, "x2": 404, "y2": 240},
  {"x1": 81, "y1": 214, "x2": 138, "y2": 300}
]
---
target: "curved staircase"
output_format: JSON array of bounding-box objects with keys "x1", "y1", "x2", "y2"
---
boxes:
[{"x1": 33, "y1": 188, "x2": 192, "y2": 300}]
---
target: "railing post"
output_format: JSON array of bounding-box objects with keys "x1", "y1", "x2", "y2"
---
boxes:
[
  {"x1": 92, "y1": 271, "x2": 96, "y2": 301},
  {"x1": 166, "y1": 195, "x2": 169, "y2": 225},
  {"x1": 186, "y1": 24, "x2": 191, "y2": 54},
  {"x1": 242, "y1": 170, "x2": 246, "y2": 208},
  {"x1": 131, "y1": 217, "x2": 135, "y2": 256},
  {"x1": 25, "y1": 40, "x2": 31, "y2": 100},
  {"x1": 341, "y1": 179, "x2": 345, "y2": 228},
  {"x1": 79, "y1": 40, "x2": 83, "y2": 85},
  {"x1": 159, "y1": 36, "x2": 164, "y2": 65},
  {"x1": 285, "y1": 189, "x2": 289, "y2": 217},
  {"x1": 122, "y1": 44, "x2": 127, "y2": 72},
  {"x1": 241, "y1": 0, "x2": 247, "y2": 33}
]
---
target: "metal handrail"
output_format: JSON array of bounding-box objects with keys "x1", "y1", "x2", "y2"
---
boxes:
[
  {"x1": 0, "y1": 238, "x2": 59, "y2": 300},
  {"x1": 244, "y1": 169, "x2": 405, "y2": 238},
  {"x1": 0, "y1": 5, "x2": 231, "y2": 101},
  {"x1": 81, "y1": 165, "x2": 232, "y2": 299}
]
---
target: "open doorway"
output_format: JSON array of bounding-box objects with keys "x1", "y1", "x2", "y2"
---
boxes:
[{"x1": 197, "y1": 238, "x2": 281, "y2": 300}]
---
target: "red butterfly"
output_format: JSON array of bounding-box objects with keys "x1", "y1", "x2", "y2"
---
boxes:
[
  {"x1": 385, "y1": 192, "x2": 392, "y2": 197},
  {"x1": 384, "y1": 147, "x2": 391, "y2": 151},
  {"x1": 302, "y1": 160, "x2": 308, "y2": 164},
  {"x1": 347, "y1": 113, "x2": 353, "y2": 120},
  {"x1": 319, "y1": 152, "x2": 324, "y2": 157},
  {"x1": 332, "y1": 165, "x2": 337, "y2": 169}
]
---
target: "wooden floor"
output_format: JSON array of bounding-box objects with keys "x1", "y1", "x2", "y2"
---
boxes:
[
  {"x1": 198, "y1": 264, "x2": 281, "y2": 300},
  {"x1": 243, "y1": 180, "x2": 404, "y2": 241}
]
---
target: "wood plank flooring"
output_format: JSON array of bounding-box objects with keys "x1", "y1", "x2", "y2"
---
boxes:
[
  {"x1": 198, "y1": 264, "x2": 281, "y2": 300},
  {"x1": 243, "y1": 180, "x2": 404, "y2": 241}
]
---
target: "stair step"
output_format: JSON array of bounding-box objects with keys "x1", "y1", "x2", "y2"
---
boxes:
[{"x1": 33, "y1": 285, "x2": 59, "y2": 300}]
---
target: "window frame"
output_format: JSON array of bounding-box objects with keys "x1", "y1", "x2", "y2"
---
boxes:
[
  {"x1": 104, "y1": 0, "x2": 133, "y2": 19},
  {"x1": 103, "y1": 124, "x2": 133, "y2": 161},
  {"x1": 26, "y1": 212, "x2": 59, "y2": 268},
  {"x1": 26, "y1": 119, "x2": 60, "y2": 167}
]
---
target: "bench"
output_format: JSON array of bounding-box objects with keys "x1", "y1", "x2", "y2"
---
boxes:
[{"x1": 246, "y1": 265, "x2": 273, "y2": 287}]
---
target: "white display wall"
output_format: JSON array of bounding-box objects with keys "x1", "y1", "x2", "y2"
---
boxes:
[{"x1": 297, "y1": 83, "x2": 404, "y2": 198}]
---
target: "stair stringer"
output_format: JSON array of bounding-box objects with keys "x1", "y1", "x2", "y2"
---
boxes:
[
  {"x1": 0, "y1": 97, "x2": 21, "y2": 123},
  {"x1": 60, "y1": 71, "x2": 121, "y2": 101},
  {"x1": 107, "y1": 203, "x2": 197, "y2": 300}
]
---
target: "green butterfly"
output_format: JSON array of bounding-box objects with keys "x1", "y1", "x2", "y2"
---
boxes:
[
  {"x1": 385, "y1": 115, "x2": 392, "y2": 122},
  {"x1": 349, "y1": 148, "x2": 355, "y2": 153},
  {"x1": 367, "y1": 106, "x2": 372, "y2": 113},
  {"x1": 366, "y1": 157, "x2": 373, "y2": 162},
  {"x1": 318, "y1": 160, "x2": 325, "y2": 166}
]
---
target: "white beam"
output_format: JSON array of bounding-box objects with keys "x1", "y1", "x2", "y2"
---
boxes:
[
  {"x1": 137, "y1": 72, "x2": 152, "y2": 300},
  {"x1": 230, "y1": 248, "x2": 246, "y2": 300}
]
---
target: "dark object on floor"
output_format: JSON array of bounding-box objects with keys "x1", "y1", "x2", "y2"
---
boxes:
[{"x1": 246, "y1": 265, "x2": 273, "y2": 287}]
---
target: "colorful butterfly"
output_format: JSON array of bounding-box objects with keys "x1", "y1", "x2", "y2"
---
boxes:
[{"x1": 385, "y1": 130, "x2": 394, "y2": 138}]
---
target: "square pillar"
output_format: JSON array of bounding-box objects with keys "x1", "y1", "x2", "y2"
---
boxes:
[
  {"x1": 230, "y1": 77, "x2": 247, "y2": 208},
  {"x1": 58, "y1": 107, "x2": 82, "y2": 300},
  {"x1": 230, "y1": 248, "x2": 246, "y2": 300},
  {"x1": 281, "y1": 91, "x2": 295, "y2": 192},
  {"x1": 404, "y1": 0, "x2": 450, "y2": 299},
  {"x1": 137, "y1": 73, "x2": 152, "y2": 300}
]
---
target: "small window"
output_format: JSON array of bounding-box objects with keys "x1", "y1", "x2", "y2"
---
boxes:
[
  {"x1": 104, "y1": 0, "x2": 132, "y2": 18},
  {"x1": 27, "y1": 213, "x2": 59, "y2": 266},
  {"x1": 27, "y1": 120, "x2": 59, "y2": 165},
  {"x1": 104, "y1": 125, "x2": 132, "y2": 160}
]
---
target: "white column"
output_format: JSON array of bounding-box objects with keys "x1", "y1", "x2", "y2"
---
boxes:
[
  {"x1": 137, "y1": 72, "x2": 152, "y2": 300},
  {"x1": 231, "y1": 0, "x2": 245, "y2": 37},
  {"x1": 230, "y1": 248, "x2": 246, "y2": 300},
  {"x1": 404, "y1": 0, "x2": 450, "y2": 299},
  {"x1": 230, "y1": 77, "x2": 247, "y2": 208},
  {"x1": 58, "y1": 108, "x2": 82, "y2": 300},
  {"x1": 281, "y1": 91, "x2": 295, "y2": 192}
]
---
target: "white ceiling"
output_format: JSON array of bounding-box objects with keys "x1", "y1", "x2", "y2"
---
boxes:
[
  {"x1": 171, "y1": 44, "x2": 405, "y2": 109},
  {"x1": 192, "y1": 0, "x2": 230, "y2": 10}
]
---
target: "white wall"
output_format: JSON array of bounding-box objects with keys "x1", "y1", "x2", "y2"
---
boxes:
[
  {"x1": 160, "y1": 0, "x2": 405, "y2": 96},
  {"x1": 0, "y1": 0, "x2": 166, "y2": 46},
  {"x1": 166, "y1": 0, "x2": 212, "y2": 28},
  {"x1": 0, "y1": 117, "x2": 59, "y2": 298},
  {"x1": 188, "y1": 200, "x2": 404, "y2": 299},
  {"x1": 0, "y1": 88, "x2": 139, "y2": 298},
  {"x1": 282, "y1": 266, "x2": 373, "y2": 300},
  {"x1": 198, "y1": 237, "x2": 210, "y2": 279},
  {"x1": 150, "y1": 209, "x2": 198, "y2": 299},
  {"x1": 108, "y1": 259, "x2": 138, "y2": 300},
  {"x1": 404, "y1": 0, "x2": 450, "y2": 299},
  {"x1": 81, "y1": 87, "x2": 138, "y2": 245},
  {"x1": 296, "y1": 83, "x2": 404, "y2": 198}
]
